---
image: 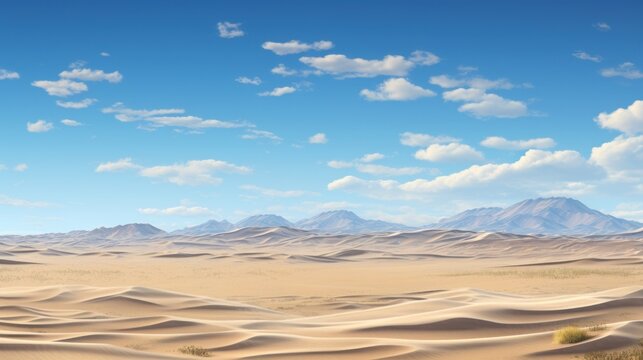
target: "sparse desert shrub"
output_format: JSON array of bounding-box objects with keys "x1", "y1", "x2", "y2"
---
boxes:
[
  {"x1": 178, "y1": 345, "x2": 210, "y2": 357},
  {"x1": 584, "y1": 342, "x2": 643, "y2": 360},
  {"x1": 553, "y1": 326, "x2": 592, "y2": 344},
  {"x1": 588, "y1": 323, "x2": 607, "y2": 332}
]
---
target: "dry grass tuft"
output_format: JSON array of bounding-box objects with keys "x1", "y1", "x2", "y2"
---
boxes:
[
  {"x1": 178, "y1": 345, "x2": 210, "y2": 357},
  {"x1": 553, "y1": 326, "x2": 592, "y2": 344},
  {"x1": 584, "y1": 342, "x2": 643, "y2": 360}
]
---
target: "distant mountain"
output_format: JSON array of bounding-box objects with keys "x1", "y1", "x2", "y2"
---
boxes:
[
  {"x1": 296, "y1": 210, "x2": 414, "y2": 234},
  {"x1": 434, "y1": 197, "x2": 642, "y2": 235},
  {"x1": 235, "y1": 214, "x2": 293, "y2": 228},
  {"x1": 173, "y1": 220, "x2": 234, "y2": 235},
  {"x1": 85, "y1": 223, "x2": 166, "y2": 240}
]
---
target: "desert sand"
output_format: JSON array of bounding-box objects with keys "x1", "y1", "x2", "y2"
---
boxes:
[{"x1": 0, "y1": 228, "x2": 641, "y2": 359}]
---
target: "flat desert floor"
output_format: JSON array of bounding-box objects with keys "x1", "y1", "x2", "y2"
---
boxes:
[{"x1": 0, "y1": 228, "x2": 641, "y2": 359}]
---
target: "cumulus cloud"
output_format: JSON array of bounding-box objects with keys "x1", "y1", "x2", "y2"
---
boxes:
[
  {"x1": 241, "y1": 185, "x2": 309, "y2": 198},
  {"x1": 0, "y1": 69, "x2": 19, "y2": 80},
  {"x1": 572, "y1": 51, "x2": 602, "y2": 63},
  {"x1": 443, "y1": 87, "x2": 528, "y2": 118},
  {"x1": 61, "y1": 119, "x2": 82, "y2": 127},
  {"x1": 329, "y1": 149, "x2": 602, "y2": 200},
  {"x1": 235, "y1": 76, "x2": 261, "y2": 85},
  {"x1": 217, "y1": 22, "x2": 244, "y2": 38},
  {"x1": 360, "y1": 153, "x2": 385, "y2": 162},
  {"x1": 27, "y1": 120, "x2": 54, "y2": 133},
  {"x1": 481, "y1": 136, "x2": 556, "y2": 150},
  {"x1": 430, "y1": 75, "x2": 514, "y2": 90},
  {"x1": 138, "y1": 206, "x2": 213, "y2": 216},
  {"x1": 400, "y1": 132, "x2": 460, "y2": 147},
  {"x1": 95, "y1": 158, "x2": 140, "y2": 173},
  {"x1": 541, "y1": 182, "x2": 596, "y2": 197},
  {"x1": 102, "y1": 103, "x2": 247, "y2": 129},
  {"x1": 241, "y1": 129, "x2": 282, "y2": 142},
  {"x1": 360, "y1": 78, "x2": 435, "y2": 101},
  {"x1": 97, "y1": 158, "x2": 251, "y2": 186},
  {"x1": 262, "y1": 40, "x2": 333, "y2": 55},
  {"x1": 594, "y1": 22, "x2": 611, "y2": 31},
  {"x1": 258, "y1": 86, "x2": 296, "y2": 97},
  {"x1": 590, "y1": 135, "x2": 643, "y2": 180},
  {"x1": 355, "y1": 164, "x2": 423, "y2": 176},
  {"x1": 32, "y1": 79, "x2": 88, "y2": 97},
  {"x1": 409, "y1": 50, "x2": 440, "y2": 65},
  {"x1": 139, "y1": 159, "x2": 251, "y2": 186},
  {"x1": 327, "y1": 160, "x2": 353, "y2": 169},
  {"x1": 415, "y1": 143, "x2": 484, "y2": 162},
  {"x1": 300, "y1": 54, "x2": 415, "y2": 78},
  {"x1": 14, "y1": 163, "x2": 28, "y2": 172},
  {"x1": 59, "y1": 68, "x2": 122, "y2": 83},
  {"x1": 271, "y1": 64, "x2": 298, "y2": 76},
  {"x1": 601, "y1": 62, "x2": 643, "y2": 80},
  {"x1": 594, "y1": 100, "x2": 643, "y2": 134},
  {"x1": 56, "y1": 98, "x2": 97, "y2": 109},
  {"x1": 308, "y1": 132, "x2": 328, "y2": 144},
  {"x1": 100, "y1": 52, "x2": 110, "y2": 57}
]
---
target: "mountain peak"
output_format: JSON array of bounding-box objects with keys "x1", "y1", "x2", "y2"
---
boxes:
[
  {"x1": 435, "y1": 197, "x2": 641, "y2": 235},
  {"x1": 296, "y1": 210, "x2": 412, "y2": 234}
]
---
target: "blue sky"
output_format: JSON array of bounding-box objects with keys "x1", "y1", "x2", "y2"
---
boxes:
[{"x1": 1, "y1": 0, "x2": 642, "y2": 234}]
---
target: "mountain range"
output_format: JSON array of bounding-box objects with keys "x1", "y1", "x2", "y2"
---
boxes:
[
  {"x1": 7, "y1": 198, "x2": 641, "y2": 240},
  {"x1": 433, "y1": 197, "x2": 642, "y2": 235}
]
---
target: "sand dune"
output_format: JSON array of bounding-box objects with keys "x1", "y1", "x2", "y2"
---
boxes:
[{"x1": 0, "y1": 229, "x2": 640, "y2": 359}]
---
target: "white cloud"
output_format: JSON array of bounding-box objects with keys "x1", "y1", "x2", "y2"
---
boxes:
[
  {"x1": 241, "y1": 185, "x2": 309, "y2": 198},
  {"x1": 308, "y1": 132, "x2": 328, "y2": 144},
  {"x1": 95, "y1": 158, "x2": 140, "y2": 173},
  {"x1": 300, "y1": 54, "x2": 415, "y2": 78},
  {"x1": 541, "y1": 182, "x2": 595, "y2": 197},
  {"x1": 138, "y1": 206, "x2": 213, "y2": 216},
  {"x1": 61, "y1": 119, "x2": 82, "y2": 127},
  {"x1": 430, "y1": 75, "x2": 514, "y2": 90},
  {"x1": 328, "y1": 155, "x2": 421, "y2": 176},
  {"x1": 271, "y1": 64, "x2": 298, "y2": 76},
  {"x1": 429, "y1": 75, "x2": 465, "y2": 88},
  {"x1": 611, "y1": 203, "x2": 643, "y2": 222},
  {"x1": 235, "y1": 76, "x2": 261, "y2": 85},
  {"x1": 443, "y1": 87, "x2": 528, "y2": 118},
  {"x1": 59, "y1": 68, "x2": 122, "y2": 83},
  {"x1": 329, "y1": 149, "x2": 602, "y2": 200},
  {"x1": 458, "y1": 65, "x2": 478, "y2": 74},
  {"x1": 32, "y1": 79, "x2": 88, "y2": 97},
  {"x1": 102, "y1": 103, "x2": 246, "y2": 129},
  {"x1": 262, "y1": 40, "x2": 333, "y2": 55},
  {"x1": 590, "y1": 135, "x2": 643, "y2": 180},
  {"x1": 594, "y1": 22, "x2": 611, "y2": 31},
  {"x1": 327, "y1": 160, "x2": 353, "y2": 169},
  {"x1": 56, "y1": 98, "x2": 97, "y2": 109},
  {"x1": 360, "y1": 77, "x2": 435, "y2": 101},
  {"x1": 139, "y1": 159, "x2": 251, "y2": 186},
  {"x1": 218, "y1": 22, "x2": 244, "y2": 38},
  {"x1": 595, "y1": 100, "x2": 643, "y2": 134},
  {"x1": 360, "y1": 153, "x2": 385, "y2": 162},
  {"x1": 0, "y1": 69, "x2": 19, "y2": 80},
  {"x1": 100, "y1": 52, "x2": 110, "y2": 57},
  {"x1": 601, "y1": 62, "x2": 643, "y2": 80},
  {"x1": 355, "y1": 164, "x2": 423, "y2": 176},
  {"x1": 409, "y1": 50, "x2": 440, "y2": 66},
  {"x1": 481, "y1": 136, "x2": 556, "y2": 150},
  {"x1": 258, "y1": 86, "x2": 296, "y2": 97},
  {"x1": 14, "y1": 163, "x2": 28, "y2": 172},
  {"x1": 241, "y1": 129, "x2": 282, "y2": 142},
  {"x1": 572, "y1": 51, "x2": 602, "y2": 63},
  {"x1": 27, "y1": 120, "x2": 54, "y2": 133},
  {"x1": 400, "y1": 132, "x2": 460, "y2": 147},
  {"x1": 415, "y1": 143, "x2": 484, "y2": 162},
  {"x1": 0, "y1": 195, "x2": 49, "y2": 208}
]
